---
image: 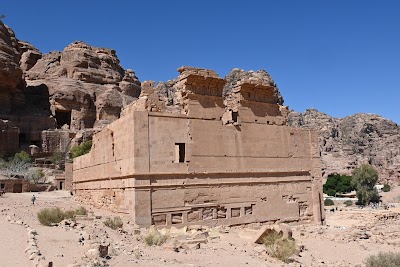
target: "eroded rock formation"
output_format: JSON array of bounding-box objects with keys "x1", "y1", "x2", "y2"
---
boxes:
[
  {"x1": 0, "y1": 21, "x2": 25, "y2": 114},
  {"x1": 25, "y1": 41, "x2": 141, "y2": 131},
  {"x1": 288, "y1": 109, "x2": 400, "y2": 183},
  {"x1": 0, "y1": 21, "x2": 143, "y2": 155}
]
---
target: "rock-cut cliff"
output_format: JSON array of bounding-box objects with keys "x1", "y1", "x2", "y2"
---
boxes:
[{"x1": 288, "y1": 109, "x2": 400, "y2": 183}]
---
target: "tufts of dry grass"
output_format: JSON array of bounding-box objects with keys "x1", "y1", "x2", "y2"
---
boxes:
[
  {"x1": 262, "y1": 231, "x2": 297, "y2": 263},
  {"x1": 103, "y1": 216, "x2": 123, "y2": 230},
  {"x1": 143, "y1": 226, "x2": 168, "y2": 246}
]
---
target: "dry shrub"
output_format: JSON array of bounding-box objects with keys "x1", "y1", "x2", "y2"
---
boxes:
[
  {"x1": 38, "y1": 206, "x2": 88, "y2": 225},
  {"x1": 262, "y1": 231, "x2": 297, "y2": 263},
  {"x1": 37, "y1": 207, "x2": 64, "y2": 226},
  {"x1": 74, "y1": 206, "x2": 87, "y2": 216},
  {"x1": 143, "y1": 226, "x2": 168, "y2": 246},
  {"x1": 62, "y1": 206, "x2": 88, "y2": 220},
  {"x1": 63, "y1": 210, "x2": 76, "y2": 220},
  {"x1": 104, "y1": 216, "x2": 123, "y2": 230},
  {"x1": 344, "y1": 200, "x2": 353, "y2": 206},
  {"x1": 365, "y1": 252, "x2": 400, "y2": 267}
]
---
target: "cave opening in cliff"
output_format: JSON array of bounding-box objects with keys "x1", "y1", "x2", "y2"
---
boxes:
[{"x1": 55, "y1": 110, "x2": 71, "y2": 129}]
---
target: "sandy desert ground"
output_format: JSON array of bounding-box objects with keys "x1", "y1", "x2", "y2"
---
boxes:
[{"x1": 1, "y1": 189, "x2": 400, "y2": 267}]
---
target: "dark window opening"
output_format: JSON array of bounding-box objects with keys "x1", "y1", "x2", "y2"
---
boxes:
[
  {"x1": 232, "y1": 111, "x2": 238, "y2": 123},
  {"x1": 55, "y1": 110, "x2": 72, "y2": 129},
  {"x1": 175, "y1": 143, "x2": 185, "y2": 163},
  {"x1": 19, "y1": 133, "x2": 27, "y2": 143},
  {"x1": 0, "y1": 183, "x2": 5, "y2": 189},
  {"x1": 31, "y1": 140, "x2": 41, "y2": 147}
]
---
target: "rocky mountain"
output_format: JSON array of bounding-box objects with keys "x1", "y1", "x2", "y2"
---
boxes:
[
  {"x1": 288, "y1": 109, "x2": 400, "y2": 184},
  {"x1": 0, "y1": 21, "x2": 141, "y2": 155}
]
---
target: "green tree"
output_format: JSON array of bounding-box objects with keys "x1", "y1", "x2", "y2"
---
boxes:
[
  {"x1": 323, "y1": 173, "x2": 354, "y2": 196},
  {"x1": 27, "y1": 168, "x2": 45, "y2": 184},
  {"x1": 14, "y1": 151, "x2": 31, "y2": 163},
  {"x1": 71, "y1": 140, "x2": 92, "y2": 158},
  {"x1": 351, "y1": 164, "x2": 380, "y2": 205}
]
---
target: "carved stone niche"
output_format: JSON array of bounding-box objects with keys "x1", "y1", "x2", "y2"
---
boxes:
[{"x1": 176, "y1": 67, "x2": 226, "y2": 119}]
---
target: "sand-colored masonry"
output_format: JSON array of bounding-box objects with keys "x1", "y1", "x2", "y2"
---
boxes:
[{"x1": 73, "y1": 67, "x2": 325, "y2": 226}]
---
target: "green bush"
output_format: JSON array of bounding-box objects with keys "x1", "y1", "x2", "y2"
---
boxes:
[
  {"x1": 343, "y1": 200, "x2": 353, "y2": 206},
  {"x1": 14, "y1": 151, "x2": 31, "y2": 163},
  {"x1": 37, "y1": 207, "x2": 65, "y2": 226},
  {"x1": 50, "y1": 152, "x2": 64, "y2": 165},
  {"x1": 365, "y1": 252, "x2": 400, "y2": 267},
  {"x1": 382, "y1": 184, "x2": 391, "y2": 192},
  {"x1": 71, "y1": 140, "x2": 92, "y2": 158},
  {"x1": 104, "y1": 216, "x2": 123, "y2": 230},
  {"x1": 323, "y1": 173, "x2": 353, "y2": 196},
  {"x1": 262, "y1": 231, "x2": 297, "y2": 263},
  {"x1": 143, "y1": 226, "x2": 168, "y2": 246},
  {"x1": 324, "y1": 198, "x2": 334, "y2": 206}
]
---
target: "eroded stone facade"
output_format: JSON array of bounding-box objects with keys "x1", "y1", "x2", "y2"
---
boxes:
[{"x1": 73, "y1": 67, "x2": 325, "y2": 226}]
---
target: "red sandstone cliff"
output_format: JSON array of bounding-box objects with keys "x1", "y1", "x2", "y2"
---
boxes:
[{"x1": 0, "y1": 21, "x2": 25, "y2": 114}]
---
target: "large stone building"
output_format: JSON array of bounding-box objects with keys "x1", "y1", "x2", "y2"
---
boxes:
[{"x1": 73, "y1": 67, "x2": 325, "y2": 226}]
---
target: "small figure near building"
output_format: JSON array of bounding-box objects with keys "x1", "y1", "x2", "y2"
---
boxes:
[{"x1": 31, "y1": 194, "x2": 36, "y2": 205}]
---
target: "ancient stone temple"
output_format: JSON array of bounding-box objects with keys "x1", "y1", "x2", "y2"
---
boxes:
[{"x1": 73, "y1": 67, "x2": 325, "y2": 226}]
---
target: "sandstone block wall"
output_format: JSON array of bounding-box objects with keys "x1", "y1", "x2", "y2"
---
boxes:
[
  {"x1": 73, "y1": 67, "x2": 324, "y2": 227},
  {"x1": 74, "y1": 114, "x2": 324, "y2": 226}
]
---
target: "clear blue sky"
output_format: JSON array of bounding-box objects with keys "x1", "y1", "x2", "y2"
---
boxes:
[{"x1": 2, "y1": 1, "x2": 399, "y2": 123}]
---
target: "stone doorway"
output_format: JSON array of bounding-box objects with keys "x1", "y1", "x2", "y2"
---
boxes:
[{"x1": 13, "y1": 183, "x2": 22, "y2": 193}]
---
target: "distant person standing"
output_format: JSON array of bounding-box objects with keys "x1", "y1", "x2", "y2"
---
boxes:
[{"x1": 31, "y1": 194, "x2": 36, "y2": 205}]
